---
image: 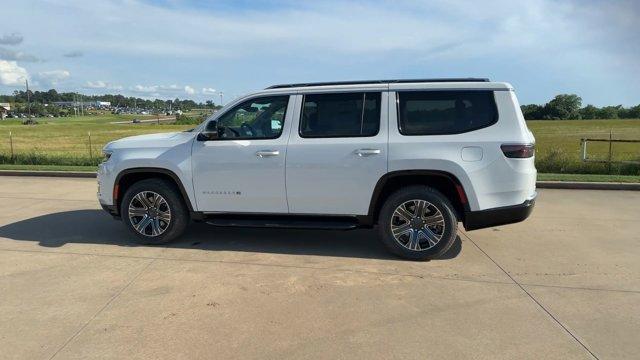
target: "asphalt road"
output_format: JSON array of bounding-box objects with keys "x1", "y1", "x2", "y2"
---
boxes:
[{"x1": 0, "y1": 177, "x2": 638, "y2": 360}]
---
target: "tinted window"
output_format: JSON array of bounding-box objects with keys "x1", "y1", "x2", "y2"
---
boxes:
[
  {"x1": 397, "y1": 91, "x2": 497, "y2": 135},
  {"x1": 300, "y1": 92, "x2": 381, "y2": 138},
  {"x1": 210, "y1": 96, "x2": 289, "y2": 139}
]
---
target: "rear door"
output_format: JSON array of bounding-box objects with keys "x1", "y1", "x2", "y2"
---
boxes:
[{"x1": 285, "y1": 90, "x2": 388, "y2": 215}]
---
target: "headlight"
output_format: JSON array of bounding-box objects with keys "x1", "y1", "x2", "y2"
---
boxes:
[{"x1": 102, "y1": 149, "x2": 113, "y2": 161}]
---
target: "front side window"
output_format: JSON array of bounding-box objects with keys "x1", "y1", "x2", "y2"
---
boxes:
[
  {"x1": 208, "y1": 95, "x2": 289, "y2": 139},
  {"x1": 300, "y1": 92, "x2": 381, "y2": 138},
  {"x1": 397, "y1": 91, "x2": 497, "y2": 135}
]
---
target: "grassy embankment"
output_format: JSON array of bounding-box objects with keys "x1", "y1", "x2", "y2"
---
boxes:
[{"x1": 0, "y1": 115, "x2": 638, "y2": 181}]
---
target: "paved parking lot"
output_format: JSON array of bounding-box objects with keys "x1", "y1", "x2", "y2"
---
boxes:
[{"x1": 0, "y1": 176, "x2": 638, "y2": 359}]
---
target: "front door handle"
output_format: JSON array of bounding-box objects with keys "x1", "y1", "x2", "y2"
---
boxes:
[
  {"x1": 256, "y1": 150, "x2": 280, "y2": 158},
  {"x1": 355, "y1": 148, "x2": 381, "y2": 157}
]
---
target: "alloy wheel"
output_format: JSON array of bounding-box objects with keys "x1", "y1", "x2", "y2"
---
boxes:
[
  {"x1": 390, "y1": 199, "x2": 445, "y2": 251},
  {"x1": 128, "y1": 191, "x2": 172, "y2": 237}
]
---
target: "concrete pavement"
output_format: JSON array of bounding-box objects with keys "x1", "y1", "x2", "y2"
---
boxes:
[{"x1": 0, "y1": 177, "x2": 638, "y2": 359}]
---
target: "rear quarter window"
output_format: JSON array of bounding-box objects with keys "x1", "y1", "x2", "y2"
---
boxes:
[{"x1": 397, "y1": 91, "x2": 498, "y2": 135}]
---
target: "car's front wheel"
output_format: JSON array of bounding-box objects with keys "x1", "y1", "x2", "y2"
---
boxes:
[
  {"x1": 378, "y1": 186, "x2": 458, "y2": 260},
  {"x1": 120, "y1": 178, "x2": 189, "y2": 244}
]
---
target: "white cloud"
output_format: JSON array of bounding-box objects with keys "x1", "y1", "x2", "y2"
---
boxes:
[
  {"x1": 132, "y1": 85, "x2": 176, "y2": 93},
  {"x1": 132, "y1": 85, "x2": 158, "y2": 93},
  {"x1": 130, "y1": 84, "x2": 197, "y2": 98},
  {"x1": 132, "y1": 84, "x2": 192, "y2": 94},
  {"x1": 36, "y1": 69, "x2": 70, "y2": 85},
  {"x1": 10, "y1": 0, "x2": 634, "y2": 61},
  {"x1": 202, "y1": 87, "x2": 216, "y2": 95},
  {"x1": 63, "y1": 51, "x2": 83, "y2": 58},
  {"x1": 0, "y1": 33, "x2": 23, "y2": 45},
  {"x1": 86, "y1": 80, "x2": 107, "y2": 88},
  {"x1": 86, "y1": 80, "x2": 122, "y2": 90},
  {"x1": 162, "y1": 84, "x2": 180, "y2": 91},
  {"x1": 0, "y1": 60, "x2": 29, "y2": 86},
  {"x1": 1, "y1": 0, "x2": 638, "y2": 105},
  {"x1": 0, "y1": 47, "x2": 41, "y2": 62}
]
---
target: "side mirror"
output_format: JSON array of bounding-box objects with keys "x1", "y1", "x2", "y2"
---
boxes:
[{"x1": 197, "y1": 121, "x2": 220, "y2": 141}]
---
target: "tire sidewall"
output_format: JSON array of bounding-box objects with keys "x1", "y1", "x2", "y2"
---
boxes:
[
  {"x1": 120, "y1": 179, "x2": 189, "y2": 244},
  {"x1": 379, "y1": 186, "x2": 457, "y2": 260}
]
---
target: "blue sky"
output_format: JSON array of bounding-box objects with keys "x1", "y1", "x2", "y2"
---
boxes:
[{"x1": 0, "y1": 0, "x2": 638, "y2": 106}]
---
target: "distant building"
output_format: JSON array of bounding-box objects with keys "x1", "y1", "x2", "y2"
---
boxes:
[{"x1": 0, "y1": 103, "x2": 10, "y2": 120}]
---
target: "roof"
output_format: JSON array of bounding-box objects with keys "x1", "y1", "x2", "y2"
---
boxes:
[{"x1": 266, "y1": 78, "x2": 490, "y2": 89}]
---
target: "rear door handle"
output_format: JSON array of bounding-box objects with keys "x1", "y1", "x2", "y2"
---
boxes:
[
  {"x1": 256, "y1": 150, "x2": 280, "y2": 158},
  {"x1": 355, "y1": 149, "x2": 381, "y2": 157}
]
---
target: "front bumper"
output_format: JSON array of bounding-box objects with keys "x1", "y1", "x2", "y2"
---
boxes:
[
  {"x1": 100, "y1": 203, "x2": 120, "y2": 218},
  {"x1": 463, "y1": 193, "x2": 536, "y2": 231}
]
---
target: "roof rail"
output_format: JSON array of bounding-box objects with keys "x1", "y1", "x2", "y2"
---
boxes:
[{"x1": 266, "y1": 78, "x2": 490, "y2": 89}]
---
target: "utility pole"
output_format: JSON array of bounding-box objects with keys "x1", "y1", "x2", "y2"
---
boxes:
[{"x1": 26, "y1": 80, "x2": 31, "y2": 119}]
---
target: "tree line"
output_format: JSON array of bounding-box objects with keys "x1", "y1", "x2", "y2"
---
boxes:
[
  {"x1": 521, "y1": 94, "x2": 640, "y2": 120},
  {"x1": 3, "y1": 89, "x2": 638, "y2": 121},
  {"x1": 0, "y1": 89, "x2": 220, "y2": 112}
]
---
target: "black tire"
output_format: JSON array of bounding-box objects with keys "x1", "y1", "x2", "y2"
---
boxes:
[
  {"x1": 120, "y1": 178, "x2": 190, "y2": 245},
  {"x1": 378, "y1": 185, "x2": 458, "y2": 261}
]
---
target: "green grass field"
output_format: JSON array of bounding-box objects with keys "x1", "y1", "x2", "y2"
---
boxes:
[
  {"x1": 527, "y1": 119, "x2": 640, "y2": 175},
  {"x1": 0, "y1": 115, "x2": 638, "y2": 176},
  {"x1": 0, "y1": 114, "x2": 193, "y2": 165}
]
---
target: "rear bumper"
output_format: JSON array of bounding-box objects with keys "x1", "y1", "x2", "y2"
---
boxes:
[{"x1": 463, "y1": 193, "x2": 536, "y2": 231}]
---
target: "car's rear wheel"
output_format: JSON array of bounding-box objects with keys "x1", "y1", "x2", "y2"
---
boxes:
[
  {"x1": 120, "y1": 178, "x2": 189, "y2": 244},
  {"x1": 378, "y1": 186, "x2": 458, "y2": 260}
]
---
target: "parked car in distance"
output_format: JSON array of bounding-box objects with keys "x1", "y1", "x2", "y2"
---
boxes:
[{"x1": 98, "y1": 78, "x2": 536, "y2": 260}]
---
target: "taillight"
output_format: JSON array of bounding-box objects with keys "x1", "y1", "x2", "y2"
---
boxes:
[{"x1": 501, "y1": 144, "x2": 535, "y2": 158}]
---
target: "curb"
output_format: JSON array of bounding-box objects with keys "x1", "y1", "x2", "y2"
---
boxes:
[
  {"x1": 535, "y1": 181, "x2": 640, "y2": 191},
  {"x1": 0, "y1": 170, "x2": 96, "y2": 178},
  {"x1": 0, "y1": 170, "x2": 638, "y2": 190}
]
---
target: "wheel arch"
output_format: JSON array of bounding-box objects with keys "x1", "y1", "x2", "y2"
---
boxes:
[
  {"x1": 362, "y1": 170, "x2": 471, "y2": 226},
  {"x1": 113, "y1": 167, "x2": 195, "y2": 216}
]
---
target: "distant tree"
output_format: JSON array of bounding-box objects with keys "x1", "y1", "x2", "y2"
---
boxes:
[
  {"x1": 544, "y1": 94, "x2": 582, "y2": 120},
  {"x1": 30, "y1": 102, "x2": 46, "y2": 116},
  {"x1": 622, "y1": 105, "x2": 640, "y2": 119},
  {"x1": 579, "y1": 105, "x2": 598, "y2": 120},
  {"x1": 596, "y1": 105, "x2": 620, "y2": 119},
  {"x1": 46, "y1": 104, "x2": 61, "y2": 116},
  {"x1": 520, "y1": 104, "x2": 545, "y2": 120}
]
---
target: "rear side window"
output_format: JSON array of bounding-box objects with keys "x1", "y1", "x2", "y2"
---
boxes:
[
  {"x1": 300, "y1": 92, "x2": 381, "y2": 138},
  {"x1": 397, "y1": 91, "x2": 497, "y2": 135}
]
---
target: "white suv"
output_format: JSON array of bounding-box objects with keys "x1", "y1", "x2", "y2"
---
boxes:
[{"x1": 98, "y1": 79, "x2": 536, "y2": 260}]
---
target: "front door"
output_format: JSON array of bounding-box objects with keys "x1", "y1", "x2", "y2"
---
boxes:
[{"x1": 191, "y1": 95, "x2": 294, "y2": 213}]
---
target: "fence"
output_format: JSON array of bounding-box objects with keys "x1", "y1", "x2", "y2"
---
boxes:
[
  {"x1": 4, "y1": 131, "x2": 96, "y2": 160},
  {"x1": 0, "y1": 128, "x2": 164, "y2": 166},
  {"x1": 581, "y1": 137, "x2": 640, "y2": 164}
]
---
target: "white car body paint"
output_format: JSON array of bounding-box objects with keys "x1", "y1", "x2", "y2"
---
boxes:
[{"x1": 98, "y1": 80, "x2": 536, "y2": 218}]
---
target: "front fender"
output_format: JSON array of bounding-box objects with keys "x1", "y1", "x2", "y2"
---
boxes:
[{"x1": 99, "y1": 139, "x2": 196, "y2": 210}]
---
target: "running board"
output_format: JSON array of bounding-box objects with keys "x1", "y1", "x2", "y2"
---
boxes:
[{"x1": 205, "y1": 215, "x2": 359, "y2": 230}]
